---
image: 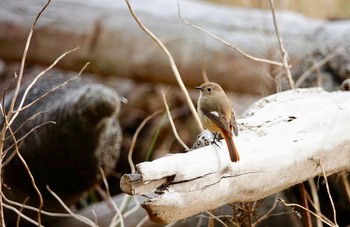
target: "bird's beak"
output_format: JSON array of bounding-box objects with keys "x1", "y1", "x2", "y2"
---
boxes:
[{"x1": 195, "y1": 86, "x2": 203, "y2": 91}]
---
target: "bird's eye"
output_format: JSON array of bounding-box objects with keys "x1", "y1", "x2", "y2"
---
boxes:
[{"x1": 207, "y1": 87, "x2": 212, "y2": 92}]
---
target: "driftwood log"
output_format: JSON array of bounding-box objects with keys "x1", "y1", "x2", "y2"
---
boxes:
[
  {"x1": 1, "y1": 0, "x2": 350, "y2": 94},
  {"x1": 0, "y1": 73, "x2": 122, "y2": 225},
  {"x1": 120, "y1": 88, "x2": 350, "y2": 224}
]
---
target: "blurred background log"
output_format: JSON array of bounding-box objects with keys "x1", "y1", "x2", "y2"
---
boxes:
[
  {"x1": 1, "y1": 0, "x2": 350, "y2": 95},
  {"x1": 0, "y1": 73, "x2": 122, "y2": 225}
]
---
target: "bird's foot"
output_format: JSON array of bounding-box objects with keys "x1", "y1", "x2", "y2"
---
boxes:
[{"x1": 212, "y1": 132, "x2": 222, "y2": 148}]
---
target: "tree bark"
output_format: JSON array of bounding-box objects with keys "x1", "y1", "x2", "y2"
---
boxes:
[
  {"x1": 120, "y1": 88, "x2": 350, "y2": 224},
  {"x1": 1, "y1": 0, "x2": 350, "y2": 94}
]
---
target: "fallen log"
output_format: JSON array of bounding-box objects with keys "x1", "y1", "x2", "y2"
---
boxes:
[
  {"x1": 121, "y1": 88, "x2": 350, "y2": 223},
  {"x1": 1, "y1": 0, "x2": 350, "y2": 93}
]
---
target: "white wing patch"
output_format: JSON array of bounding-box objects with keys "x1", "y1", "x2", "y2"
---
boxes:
[{"x1": 210, "y1": 111, "x2": 220, "y2": 117}]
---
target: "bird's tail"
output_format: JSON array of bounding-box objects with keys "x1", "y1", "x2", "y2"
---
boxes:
[{"x1": 222, "y1": 131, "x2": 240, "y2": 162}]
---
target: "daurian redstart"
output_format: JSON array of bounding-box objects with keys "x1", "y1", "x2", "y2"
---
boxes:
[{"x1": 196, "y1": 82, "x2": 240, "y2": 162}]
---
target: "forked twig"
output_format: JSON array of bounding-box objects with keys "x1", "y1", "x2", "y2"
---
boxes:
[
  {"x1": 161, "y1": 91, "x2": 189, "y2": 150},
  {"x1": 124, "y1": 0, "x2": 203, "y2": 132}
]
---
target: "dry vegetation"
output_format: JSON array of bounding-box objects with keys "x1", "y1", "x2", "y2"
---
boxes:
[{"x1": 0, "y1": 0, "x2": 349, "y2": 226}]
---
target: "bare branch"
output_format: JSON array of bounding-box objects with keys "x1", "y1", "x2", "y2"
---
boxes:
[
  {"x1": 127, "y1": 110, "x2": 162, "y2": 174},
  {"x1": 124, "y1": 0, "x2": 203, "y2": 132},
  {"x1": 46, "y1": 186, "x2": 98, "y2": 227},
  {"x1": 8, "y1": 47, "x2": 79, "y2": 124},
  {"x1": 313, "y1": 158, "x2": 338, "y2": 226},
  {"x1": 269, "y1": 0, "x2": 294, "y2": 89},
  {"x1": 295, "y1": 44, "x2": 346, "y2": 88},
  {"x1": 2, "y1": 203, "x2": 43, "y2": 227},
  {"x1": 2, "y1": 121, "x2": 56, "y2": 167},
  {"x1": 279, "y1": 198, "x2": 333, "y2": 227},
  {"x1": 341, "y1": 172, "x2": 350, "y2": 203},
  {"x1": 4, "y1": 123, "x2": 44, "y2": 225},
  {"x1": 177, "y1": 0, "x2": 284, "y2": 67},
  {"x1": 308, "y1": 179, "x2": 325, "y2": 227},
  {"x1": 161, "y1": 91, "x2": 189, "y2": 150}
]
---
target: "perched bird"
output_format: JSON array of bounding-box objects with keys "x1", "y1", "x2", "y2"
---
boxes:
[{"x1": 196, "y1": 82, "x2": 240, "y2": 162}]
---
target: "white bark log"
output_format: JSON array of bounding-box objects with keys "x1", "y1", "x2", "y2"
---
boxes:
[
  {"x1": 1, "y1": 0, "x2": 350, "y2": 93},
  {"x1": 120, "y1": 88, "x2": 350, "y2": 223}
]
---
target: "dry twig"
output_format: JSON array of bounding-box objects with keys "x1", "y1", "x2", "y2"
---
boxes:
[
  {"x1": 127, "y1": 110, "x2": 162, "y2": 173},
  {"x1": 315, "y1": 158, "x2": 338, "y2": 226},
  {"x1": 0, "y1": 1, "x2": 52, "y2": 224},
  {"x1": 161, "y1": 91, "x2": 189, "y2": 150},
  {"x1": 177, "y1": 0, "x2": 284, "y2": 67},
  {"x1": 269, "y1": 0, "x2": 294, "y2": 89},
  {"x1": 295, "y1": 44, "x2": 346, "y2": 88},
  {"x1": 125, "y1": 0, "x2": 203, "y2": 132},
  {"x1": 308, "y1": 179, "x2": 324, "y2": 227},
  {"x1": 46, "y1": 186, "x2": 98, "y2": 227},
  {"x1": 279, "y1": 198, "x2": 333, "y2": 227}
]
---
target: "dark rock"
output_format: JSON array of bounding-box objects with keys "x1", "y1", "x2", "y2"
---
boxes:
[{"x1": 0, "y1": 73, "x2": 122, "y2": 225}]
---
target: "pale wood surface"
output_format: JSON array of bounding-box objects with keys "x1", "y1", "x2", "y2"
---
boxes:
[{"x1": 121, "y1": 88, "x2": 350, "y2": 223}]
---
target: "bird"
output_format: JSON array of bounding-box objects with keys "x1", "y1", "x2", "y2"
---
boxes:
[{"x1": 196, "y1": 82, "x2": 240, "y2": 162}]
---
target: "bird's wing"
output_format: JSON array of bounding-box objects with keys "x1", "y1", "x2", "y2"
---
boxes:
[{"x1": 200, "y1": 105, "x2": 231, "y2": 135}]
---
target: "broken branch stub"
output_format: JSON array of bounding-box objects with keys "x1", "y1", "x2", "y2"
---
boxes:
[{"x1": 120, "y1": 88, "x2": 350, "y2": 224}]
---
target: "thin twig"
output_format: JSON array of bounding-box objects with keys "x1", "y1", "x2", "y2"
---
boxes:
[
  {"x1": 177, "y1": 0, "x2": 284, "y2": 67},
  {"x1": 269, "y1": 0, "x2": 294, "y2": 89},
  {"x1": 111, "y1": 195, "x2": 141, "y2": 227},
  {"x1": 308, "y1": 179, "x2": 323, "y2": 227},
  {"x1": 279, "y1": 198, "x2": 333, "y2": 227},
  {"x1": 2, "y1": 203, "x2": 43, "y2": 227},
  {"x1": 316, "y1": 159, "x2": 338, "y2": 226},
  {"x1": 46, "y1": 186, "x2": 98, "y2": 227},
  {"x1": 0, "y1": 1, "x2": 52, "y2": 225},
  {"x1": 204, "y1": 211, "x2": 230, "y2": 227},
  {"x1": 295, "y1": 44, "x2": 346, "y2": 88},
  {"x1": 9, "y1": 47, "x2": 79, "y2": 122},
  {"x1": 135, "y1": 215, "x2": 149, "y2": 227},
  {"x1": 299, "y1": 183, "x2": 312, "y2": 227},
  {"x1": 128, "y1": 110, "x2": 162, "y2": 173},
  {"x1": 161, "y1": 91, "x2": 189, "y2": 150},
  {"x1": 201, "y1": 46, "x2": 209, "y2": 83},
  {"x1": 252, "y1": 195, "x2": 278, "y2": 226},
  {"x1": 4, "y1": 121, "x2": 44, "y2": 225},
  {"x1": 7, "y1": 0, "x2": 52, "y2": 124},
  {"x1": 2, "y1": 192, "x2": 71, "y2": 218},
  {"x1": 16, "y1": 197, "x2": 30, "y2": 227},
  {"x1": 97, "y1": 167, "x2": 125, "y2": 227},
  {"x1": 340, "y1": 172, "x2": 350, "y2": 203},
  {"x1": 124, "y1": 0, "x2": 203, "y2": 132},
  {"x1": 2, "y1": 121, "x2": 55, "y2": 167}
]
